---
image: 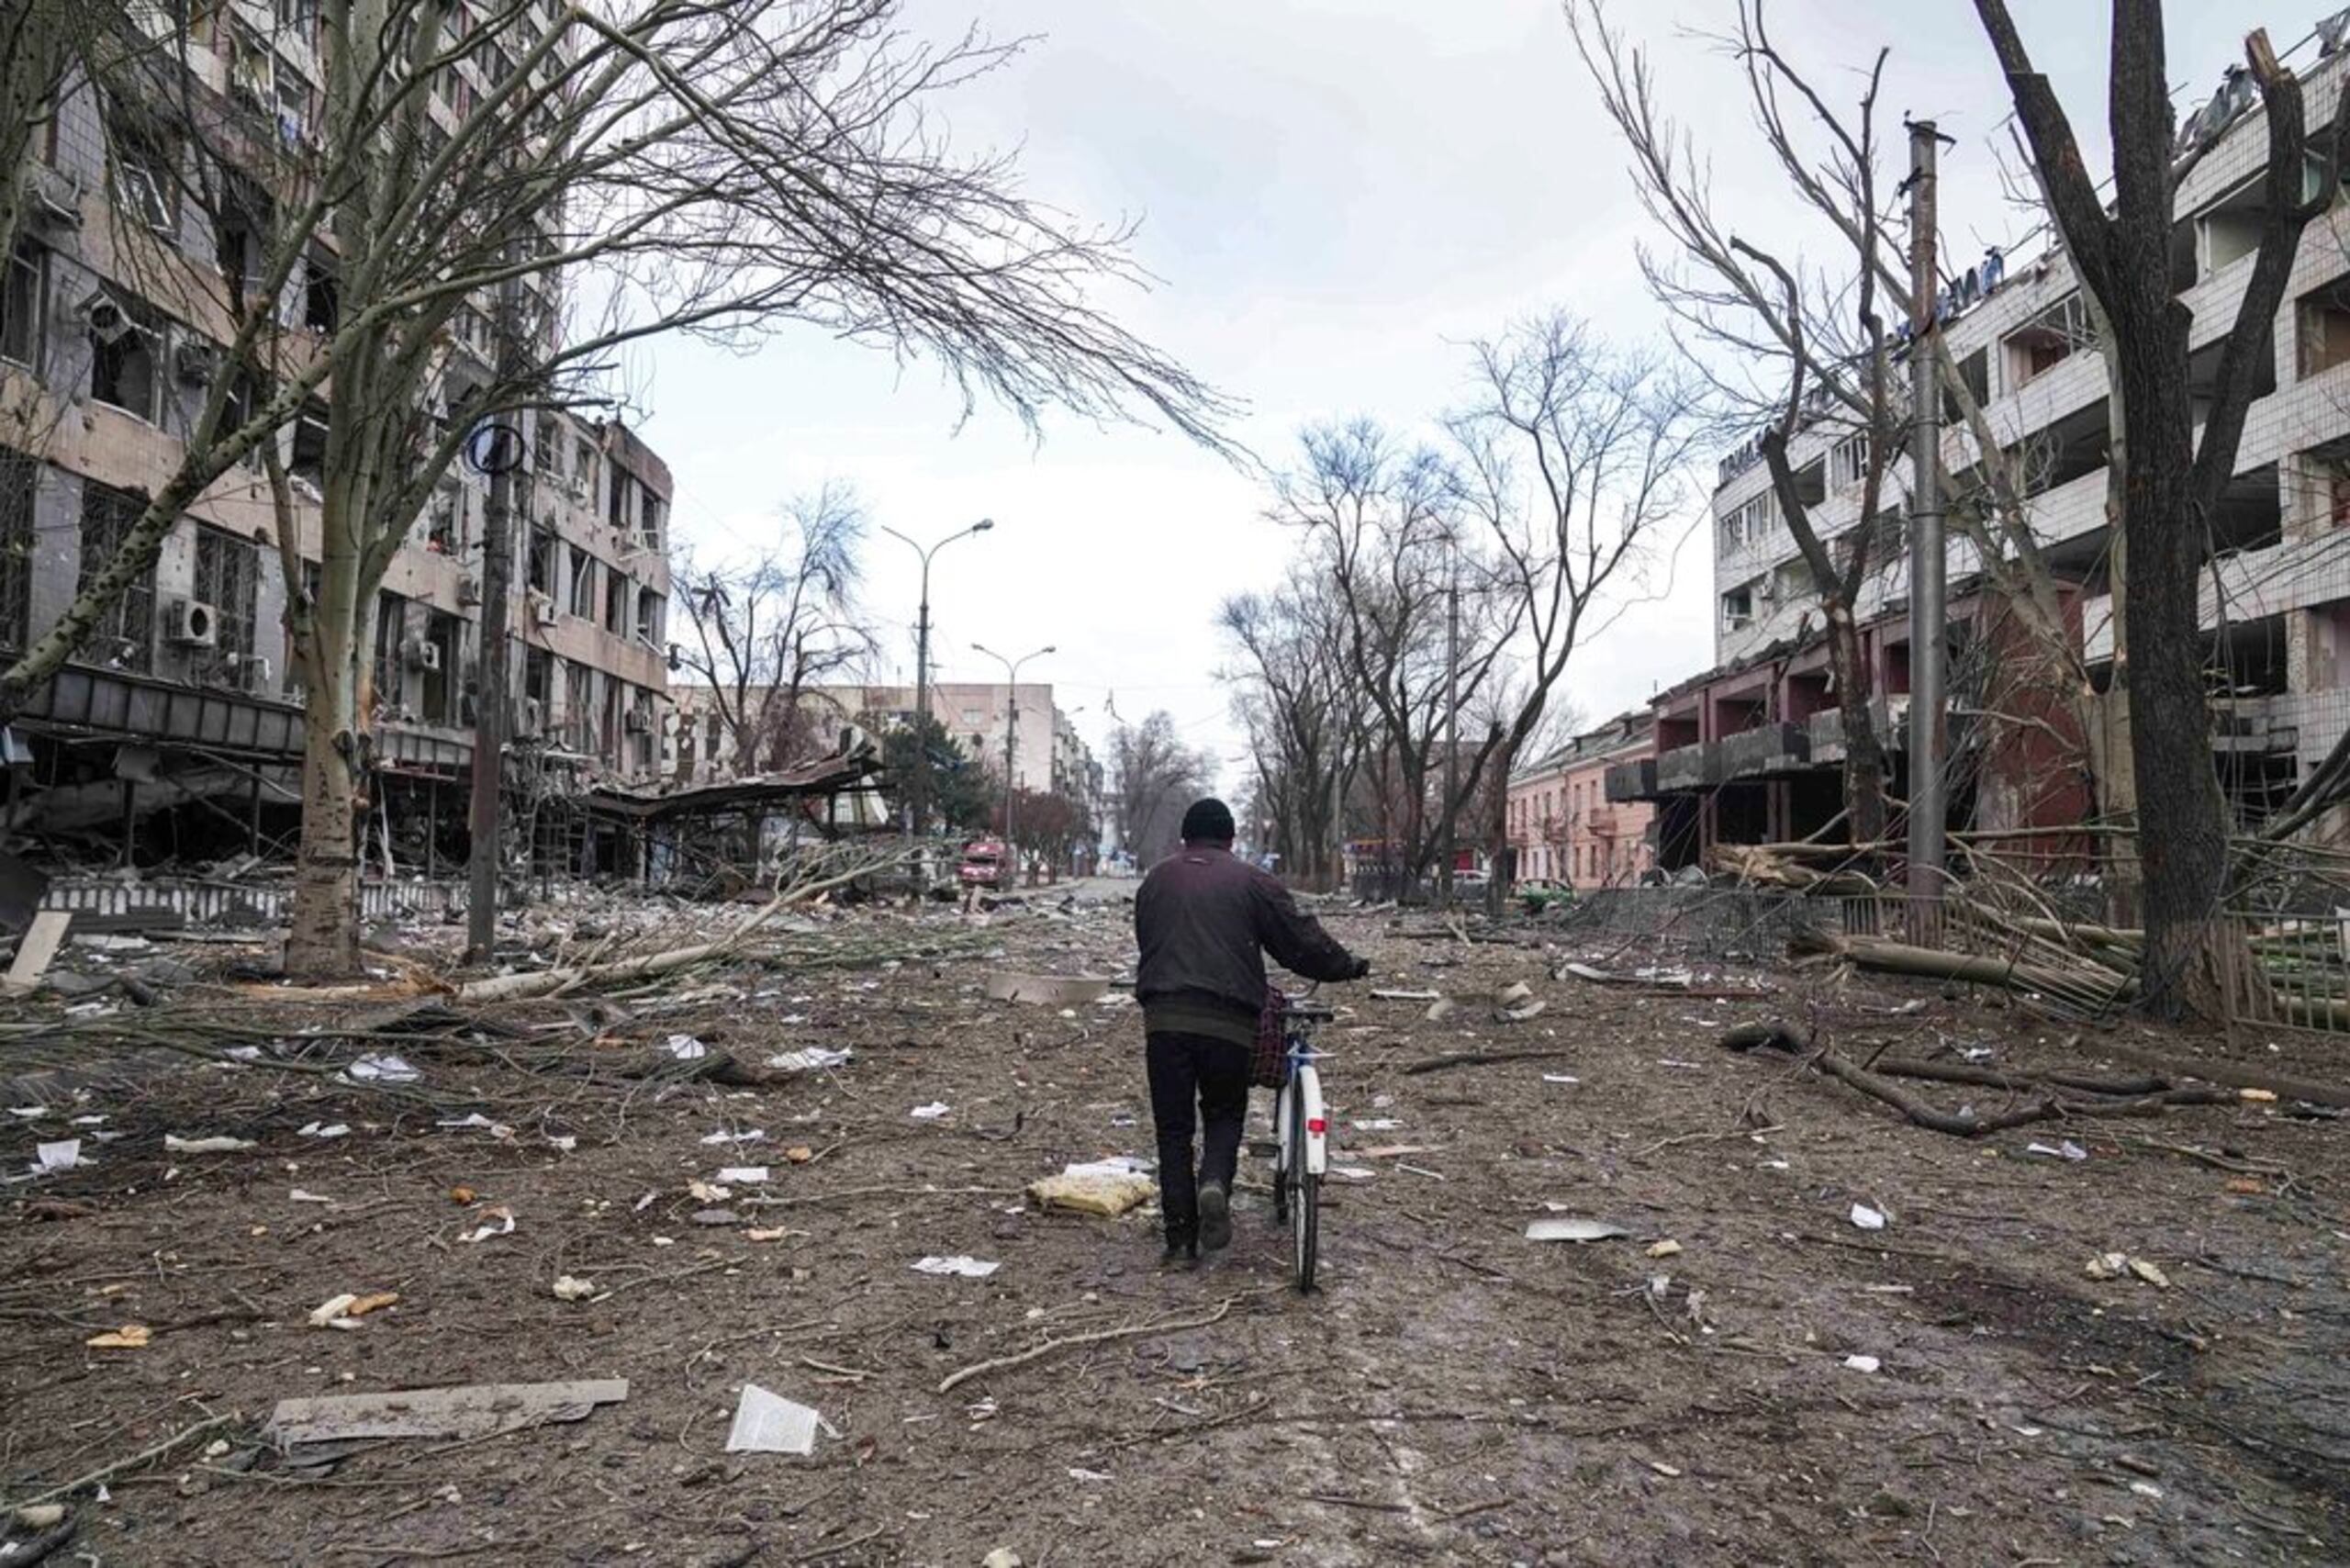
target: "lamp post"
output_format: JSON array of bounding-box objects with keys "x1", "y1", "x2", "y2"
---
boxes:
[
  {"x1": 878, "y1": 520, "x2": 993, "y2": 843},
  {"x1": 971, "y1": 641, "x2": 1054, "y2": 872}
]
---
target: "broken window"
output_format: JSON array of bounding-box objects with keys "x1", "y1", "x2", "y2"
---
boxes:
[
  {"x1": 1, "y1": 244, "x2": 44, "y2": 367},
  {"x1": 638, "y1": 492, "x2": 663, "y2": 551},
  {"x1": 374, "y1": 589, "x2": 407, "y2": 710},
  {"x1": 2003, "y1": 294, "x2": 2092, "y2": 390},
  {"x1": 213, "y1": 172, "x2": 273, "y2": 308},
  {"x1": 1828, "y1": 431, "x2": 1870, "y2": 491},
  {"x1": 567, "y1": 546, "x2": 594, "y2": 618},
  {"x1": 604, "y1": 568, "x2": 626, "y2": 634},
  {"x1": 535, "y1": 413, "x2": 558, "y2": 476},
  {"x1": 572, "y1": 437, "x2": 596, "y2": 498},
  {"x1": 302, "y1": 246, "x2": 339, "y2": 332},
  {"x1": 428, "y1": 479, "x2": 463, "y2": 554},
  {"x1": 77, "y1": 480, "x2": 156, "y2": 672},
  {"x1": 523, "y1": 644, "x2": 552, "y2": 716},
  {"x1": 89, "y1": 294, "x2": 165, "y2": 422},
  {"x1": 106, "y1": 101, "x2": 179, "y2": 235},
  {"x1": 194, "y1": 525, "x2": 259, "y2": 660},
  {"x1": 608, "y1": 465, "x2": 634, "y2": 532},
  {"x1": 423, "y1": 609, "x2": 463, "y2": 723},
  {"x1": 289, "y1": 398, "x2": 330, "y2": 489},
  {"x1": 635, "y1": 586, "x2": 660, "y2": 644},
  {"x1": 526, "y1": 528, "x2": 555, "y2": 595},
  {"x1": 0, "y1": 447, "x2": 35, "y2": 653},
  {"x1": 2300, "y1": 277, "x2": 2350, "y2": 378},
  {"x1": 565, "y1": 661, "x2": 593, "y2": 749},
  {"x1": 1719, "y1": 584, "x2": 1755, "y2": 631}
]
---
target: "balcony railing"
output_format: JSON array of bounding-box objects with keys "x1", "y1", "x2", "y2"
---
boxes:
[
  {"x1": 1719, "y1": 722, "x2": 1809, "y2": 779},
  {"x1": 1653, "y1": 742, "x2": 1720, "y2": 793}
]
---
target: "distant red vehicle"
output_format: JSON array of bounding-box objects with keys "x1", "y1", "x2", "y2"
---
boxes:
[{"x1": 958, "y1": 838, "x2": 1012, "y2": 890}]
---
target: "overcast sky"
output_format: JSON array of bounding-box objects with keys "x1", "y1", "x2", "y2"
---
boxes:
[{"x1": 637, "y1": 0, "x2": 2305, "y2": 782}]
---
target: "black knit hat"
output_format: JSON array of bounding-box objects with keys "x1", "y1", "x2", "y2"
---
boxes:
[{"x1": 1181, "y1": 798, "x2": 1237, "y2": 845}]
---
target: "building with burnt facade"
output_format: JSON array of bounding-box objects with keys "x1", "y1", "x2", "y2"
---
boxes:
[{"x1": 0, "y1": 5, "x2": 675, "y2": 868}]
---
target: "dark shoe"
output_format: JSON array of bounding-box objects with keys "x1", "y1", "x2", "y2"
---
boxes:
[
  {"x1": 1160, "y1": 1239, "x2": 1199, "y2": 1271},
  {"x1": 1198, "y1": 1183, "x2": 1232, "y2": 1252}
]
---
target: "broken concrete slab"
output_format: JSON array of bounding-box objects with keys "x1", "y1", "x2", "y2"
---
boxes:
[
  {"x1": 4, "y1": 911, "x2": 73, "y2": 996},
  {"x1": 263, "y1": 1379, "x2": 629, "y2": 1448}
]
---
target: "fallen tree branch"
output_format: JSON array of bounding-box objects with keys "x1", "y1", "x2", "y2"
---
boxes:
[
  {"x1": 2099, "y1": 1040, "x2": 2350, "y2": 1110},
  {"x1": 10, "y1": 1412, "x2": 239, "y2": 1510},
  {"x1": 1401, "y1": 1047, "x2": 1585, "y2": 1076},
  {"x1": 936, "y1": 1299, "x2": 1236, "y2": 1394}
]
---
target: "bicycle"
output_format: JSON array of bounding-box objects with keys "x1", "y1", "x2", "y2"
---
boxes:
[{"x1": 1270, "y1": 991, "x2": 1336, "y2": 1294}]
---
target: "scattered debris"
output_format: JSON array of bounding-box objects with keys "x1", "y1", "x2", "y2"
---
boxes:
[
  {"x1": 28, "y1": 1138, "x2": 81, "y2": 1176},
  {"x1": 767, "y1": 1047, "x2": 853, "y2": 1073},
  {"x1": 911, "y1": 1103, "x2": 952, "y2": 1120},
  {"x1": 437, "y1": 1114, "x2": 516, "y2": 1139},
  {"x1": 2027, "y1": 1139, "x2": 2089, "y2": 1162},
  {"x1": 1068, "y1": 1467, "x2": 1113, "y2": 1484},
  {"x1": 2086, "y1": 1252, "x2": 2171, "y2": 1288},
  {"x1": 163, "y1": 1133, "x2": 254, "y2": 1154},
  {"x1": 985, "y1": 971, "x2": 1112, "y2": 1005},
  {"x1": 1850, "y1": 1204, "x2": 1888, "y2": 1231},
  {"x1": 716, "y1": 1166, "x2": 770, "y2": 1185},
  {"x1": 1425, "y1": 998, "x2": 1458, "y2": 1023},
  {"x1": 1842, "y1": 1354, "x2": 1882, "y2": 1373},
  {"x1": 1646, "y1": 1239, "x2": 1684, "y2": 1259},
  {"x1": 552, "y1": 1275, "x2": 597, "y2": 1302},
  {"x1": 663, "y1": 1034, "x2": 709, "y2": 1060},
  {"x1": 84, "y1": 1326, "x2": 151, "y2": 1350},
  {"x1": 1527, "y1": 1217, "x2": 1630, "y2": 1243},
  {"x1": 308, "y1": 1291, "x2": 397, "y2": 1328},
  {"x1": 1371, "y1": 988, "x2": 1441, "y2": 1002},
  {"x1": 724, "y1": 1383, "x2": 824, "y2": 1456},
  {"x1": 289, "y1": 1188, "x2": 334, "y2": 1204},
  {"x1": 700, "y1": 1128, "x2": 765, "y2": 1146},
  {"x1": 297, "y1": 1122, "x2": 351, "y2": 1139},
  {"x1": 342, "y1": 1053, "x2": 420, "y2": 1084},
  {"x1": 912, "y1": 1255, "x2": 1001, "y2": 1279},
  {"x1": 982, "y1": 1550, "x2": 1024, "y2": 1568},
  {"x1": 688, "y1": 1179, "x2": 732, "y2": 1204},
  {"x1": 14, "y1": 1503, "x2": 66, "y2": 1529},
  {"x1": 1029, "y1": 1160, "x2": 1156, "y2": 1216},
  {"x1": 264, "y1": 1379, "x2": 629, "y2": 1447},
  {"x1": 459, "y1": 1206, "x2": 516, "y2": 1243}
]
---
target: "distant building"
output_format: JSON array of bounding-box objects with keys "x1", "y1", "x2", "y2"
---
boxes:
[{"x1": 1507, "y1": 713, "x2": 1655, "y2": 888}]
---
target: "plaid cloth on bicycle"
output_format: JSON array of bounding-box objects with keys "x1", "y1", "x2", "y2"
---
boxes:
[{"x1": 1251, "y1": 987, "x2": 1290, "y2": 1090}]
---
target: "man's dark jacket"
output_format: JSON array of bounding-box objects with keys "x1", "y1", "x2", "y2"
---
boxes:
[{"x1": 1134, "y1": 844, "x2": 1360, "y2": 1047}]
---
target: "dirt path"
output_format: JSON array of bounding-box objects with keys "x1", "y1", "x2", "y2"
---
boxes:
[{"x1": 3, "y1": 895, "x2": 2344, "y2": 1565}]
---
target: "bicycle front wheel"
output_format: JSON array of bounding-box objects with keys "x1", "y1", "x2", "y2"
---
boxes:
[
  {"x1": 1288, "y1": 1085, "x2": 1319, "y2": 1294},
  {"x1": 1272, "y1": 1080, "x2": 1292, "y2": 1225}
]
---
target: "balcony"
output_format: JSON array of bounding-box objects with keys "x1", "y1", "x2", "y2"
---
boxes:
[
  {"x1": 1718, "y1": 721, "x2": 1810, "y2": 779},
  {"x1": 1807, "y1": 698, "x2": 1904, "y2": 765},
  {"x1": 1653, "y1": 742, "x2": 1720, "y2": 794},
  {"x1": 1604, "y1": 757, "x2": 1658, "y2": 802}
]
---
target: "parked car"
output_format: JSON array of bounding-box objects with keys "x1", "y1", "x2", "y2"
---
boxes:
[
  {"x1": 958, "y1": 838, "x2": 1012, "y2": 890},
  {"x1": 1452, "y1": 868, "x2": 1489, "y2": 892}
]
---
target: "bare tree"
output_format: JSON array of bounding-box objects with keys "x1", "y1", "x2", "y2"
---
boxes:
[
  {"x1": 1219, "y1": 567, "x2": 1364, "y2": 890},
  {"x1": 1568, "y1": 0, "x2": 2102, "y2": 857},
  {"x1": 1270, "y1": 419, "x2": 1516, "y2": 898},
  {"x1": 1446, "y1": 311, "x2": 1708, "y2": 910},
  {"x1": 1972, "y1": 4, "x2": 2347, "y2": 1015},
  {"x1": 673, "y1": 482, "x2": 869, "y2": 776},
  {"x1": 1109, "y1": 709, "x2": 1214, "y2": 867},
  {"x1": 6, "y1": 0, "x2": 1233, "y2": 975}
]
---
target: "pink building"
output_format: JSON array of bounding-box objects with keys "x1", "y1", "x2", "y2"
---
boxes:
[{"x1": 1506, "y1": 712, "x2": 1656, "y2": 889}]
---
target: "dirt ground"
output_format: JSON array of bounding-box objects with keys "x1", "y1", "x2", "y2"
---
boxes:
[{"x1": 3, "y1": 885, "x2": 2346, "y2": 1566}]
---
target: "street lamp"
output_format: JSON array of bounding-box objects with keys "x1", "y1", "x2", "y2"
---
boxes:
[
  {"x1": 878, "y1": 519, "x2": 993, "y2": 840},
  {"x1": 971, "y1": 641, "x2": 1054, "y2": 868}
]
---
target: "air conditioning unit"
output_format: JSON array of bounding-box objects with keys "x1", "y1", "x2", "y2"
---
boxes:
[
  {"x1": 532, "y1": 599, "x2": 558, "y2": 627},
  {"x1": 517, "y1": 697, "x2": 544, "y2": 737},
  {"x1": 166, "y1": 599, "x2": 218, "y2": 648},
  {"x1": 402, "y1": 638, "x2": 442, "y2": 672},
  {"x1": 228, "y1": 653, "x2": 273, "y2": 694},
  {"x1": 28, "y1": 168, "x2": 82, "y2": 230},
  {"x1": 623, "y1": 709, "x2": 650, "y2": 734},
  {"x1": 174, "y1": 342, "x2": 219, "y2": 385},
  {"x1": 75, "y1": 291, "x2": 133, "y2": 345},
  {"x1": 456, "y1": 574, "x2": 482, "y2": 607},
  {"x1": 666, "y1": 643, "x2": 681, "y2": 672}
]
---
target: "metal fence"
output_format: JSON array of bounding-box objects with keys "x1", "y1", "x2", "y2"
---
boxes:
[
  {"x1": 1560, "y1": 886, "x2": 1842, "y2": 961},
  {"x1": 2218, "y1": 910, "x2": 2350, "y2": 1038}
]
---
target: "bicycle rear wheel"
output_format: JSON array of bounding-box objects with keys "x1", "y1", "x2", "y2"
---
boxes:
[{"x1": 1288, "y1": 1085, "x2": 1319, "y2": 1294}]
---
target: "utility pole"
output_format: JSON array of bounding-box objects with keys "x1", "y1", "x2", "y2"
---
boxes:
[
  {"x1": 1440, "y1": 530, "x2": 1460, "y2": 907},
  {"x1": 972, "y1": 641, "x2": 1054, "y2": 876},
  {"x1": 465, "y1": 272, "x2": 523, "y2": 964},
  {"x1": 880, "y1": 521, "x2": 994, "y2": 847},
  {"x1": 1905, "y1": 119, "x2": 1949, "y2": 919}
]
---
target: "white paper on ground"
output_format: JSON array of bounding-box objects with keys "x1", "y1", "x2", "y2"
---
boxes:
[
  {"x1": 1851, "y1": 1204, "x2": 1888, "y2": 1230},
  {"x1": 725, "y1": 1383, "x2": 822, "y2": 1455},
  {"x1": 664, "y1": 1035, "x2": 708, "y2": 1060},
  {"x1": 767, "y1": 1047, "x2": 852, "y2": 1073},
  {"x1": 31, "y1": 1138, "x2": 81, "y2": 1174},
  {"x1": 910, "y1": 1103, "x2": 952, "y2": 1120},
  {"x1": 1526, "y1": 1216, "x2": 1630, "y2": 1243},
  {"x1": 344, "y1": 1054, "x2": 420, "y2": 1083},
  {"x1": 912, "y1": 1255, "x2": 1000, "y2": 1278},
  {"x1": 716, "y1": 1166, "x2": 770, "y2": 1184}
]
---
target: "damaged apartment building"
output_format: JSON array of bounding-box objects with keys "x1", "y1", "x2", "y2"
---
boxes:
[
  {"x1": 1610, "y1": 13, "x2": 2350, "y2": 871},
  {"x1": 0, "y1": 6, "x2": 676, "y2": 883}
]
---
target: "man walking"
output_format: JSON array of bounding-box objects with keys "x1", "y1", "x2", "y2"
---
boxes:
[{"x1": 1134, "y1": 799, "x2": 1369, "y2": 1266}]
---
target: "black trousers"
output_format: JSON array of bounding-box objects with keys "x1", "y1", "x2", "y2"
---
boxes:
[{"x1": 1146, "y1": 1031, "x2": 1250, "y2": 1244}]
